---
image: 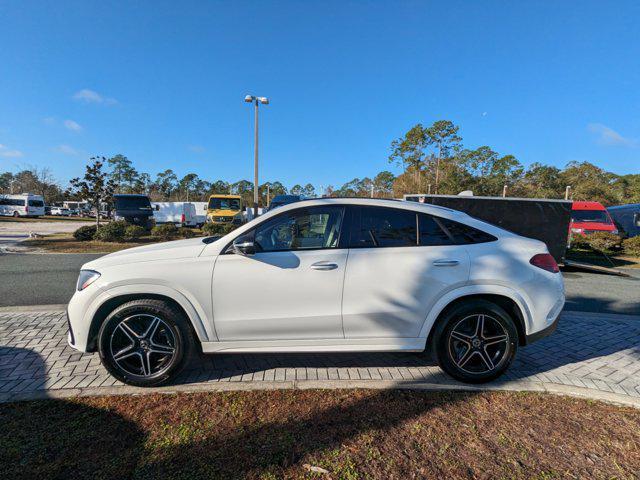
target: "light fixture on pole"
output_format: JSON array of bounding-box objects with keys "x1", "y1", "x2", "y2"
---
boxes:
[{"x1": 245, "y1": 95, "x2": 269, "y2": 218}]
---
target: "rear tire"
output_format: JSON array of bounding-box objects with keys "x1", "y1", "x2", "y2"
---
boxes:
[
  {"x1": 97, "y1": 299, "x2": 195, "y2": 387},
  {"x1": 12, "y1": 211, "x2": 19, "y2": 217},
  {"x1": 432, "y1": 300, "x2": 518, "y2": 384}
]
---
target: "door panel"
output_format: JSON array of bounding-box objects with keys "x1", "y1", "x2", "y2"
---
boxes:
[
  {"x1": 342, "y1": 245, "x2": 469, "y2": 338},
  {"x1": 212, "y1": 249, "x2": 347, "y2": 340}
]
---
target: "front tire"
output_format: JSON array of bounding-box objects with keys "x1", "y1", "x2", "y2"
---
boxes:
[
  {"x1": 432, "y1": 300, "x2": 518, "y2": 384},
  {"x1": 97, "y1": 299, "x2": 195, "y2": 387}
]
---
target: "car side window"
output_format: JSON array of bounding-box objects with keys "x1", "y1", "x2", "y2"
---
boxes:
[
  {"x1": 438, "y1": 217, "x2": 497, "y2": 244},
  {"x1": 350, "y1": 206, "x2": 417, "y2": 248},
  {"x1": 254, "y1": 206, "x2": 344, "y2": 252},
  {"x1": 418, "y1": 214, "x2": 455, "y2": 246}
]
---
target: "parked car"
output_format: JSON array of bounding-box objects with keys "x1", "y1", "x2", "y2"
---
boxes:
[
  {"x1": 45, "y1": 206, "x2": 53, "y2": 215},
  {"x1": 570, "y1": 201, "x2": 618, "y2": 237},
  {"x1": 68, "y1": 198, "x2": 564, "y2": 387},
  {"x1": 0, "y1": 193, "x2": 45, "y2": 217},
  {"x1": 268, "y1": 194, "x2": 303, "y2": 211},
  {"x1": 113, "y1": 194, "x2": 154, "y2": 228},
  {"x1": 50, "y1": 207, "x2": 72, "y2": 216},
  {"x1": 607, "y1": 203, "x2": 640, "y2": 238},
  {"x1": 152, "y1": 202, "x2": 198, "y2": 227}
]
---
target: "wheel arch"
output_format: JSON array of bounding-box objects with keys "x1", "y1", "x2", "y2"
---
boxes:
[
  {"x1": 422, "y1": 289, "x2": 530, "y2": 347},
  {"x1": 85, "y1": 291, "x2": 208, "y2": 353}
]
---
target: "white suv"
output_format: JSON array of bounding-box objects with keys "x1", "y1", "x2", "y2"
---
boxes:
[{"x1": 67, "y1": 198, "x2": 564, "y2": 387}]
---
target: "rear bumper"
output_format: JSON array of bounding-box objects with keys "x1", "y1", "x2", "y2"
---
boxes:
[{"x1": 525, "y1": 309, "x2": 560, "y2": 344}]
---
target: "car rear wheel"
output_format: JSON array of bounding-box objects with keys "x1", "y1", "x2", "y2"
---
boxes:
[
  {"x1": 432, "y1": 300, "x2": 518, "y2": 384},
  {"x1": 12, "y1": 211, "x2": 19, "y2": 217},
  {"x1": 97, "y1": 299, "x2": 195, "y2": 387}
]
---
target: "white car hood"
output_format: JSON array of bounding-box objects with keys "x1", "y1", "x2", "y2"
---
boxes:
[{"x1": 82, "y1": 237, "x2": 208, "y2": 270}]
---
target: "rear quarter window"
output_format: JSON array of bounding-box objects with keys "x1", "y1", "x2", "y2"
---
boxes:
[{"x1": 438, "y1": 217, "x2": 497, "y2": 244}]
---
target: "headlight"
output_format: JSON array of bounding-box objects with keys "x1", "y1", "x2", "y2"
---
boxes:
[
  {"x1": 76, "y1": 270, "x2": 101, "y2": 291},
  {"x1": 612, "y1": 229, "x2": 619, "y2": 235},
  {"x1": 571, "y1": 228, "x2": 583, "y2": 234}
]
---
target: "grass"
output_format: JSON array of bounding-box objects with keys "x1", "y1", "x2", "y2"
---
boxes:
[
  {"x1": 1, "y1": 389, "x2": 639, "y2": 479},
  {"x1": 22, "y1": 232, "x2": 161, "y2": 253},
  {"x1": 22, "y1": 230, "x2": 207, "y2": 253},
  {"x1": 0, "y1": 215, "x2": 94, "y2": 223},
  {"x1": 565, "y1": 247, "x2": 640, "y2": 269}
]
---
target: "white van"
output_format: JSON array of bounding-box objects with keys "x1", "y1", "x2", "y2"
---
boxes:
[
  {"x1": 190, "y1": 201, "x2": 208, "y2": 227},
  {"x1": 0, "y1": 193, "x2": 46, "y2": 217},
  {"x1": 152, "y1": 202, "x2": 198, "y2": 227}
]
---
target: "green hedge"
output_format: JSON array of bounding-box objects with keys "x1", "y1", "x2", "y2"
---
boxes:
[
  {"x1": 73, "y1": 225, "x2": 97, "y2": 241},
  {"x1": 94, "y1": 221, "x2": 128, "y2": 242},
  {"x1": 151, "y1": 223, "x2": 178, "y2": 241},
  {"x1": 124, "y1": 225, "x2": 146, "y2": 241},
  {"x1": 622, "y1": 236, "x2": 640, "y2": 257}
]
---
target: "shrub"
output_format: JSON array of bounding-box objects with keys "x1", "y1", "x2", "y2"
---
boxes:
[
  {"x1": 202, "y1": 222, "x2": 226, "y2": 236},
  {"x1": 151, "y1": 223, "x2": 178, "y2": 241},
  {"x1": 622, "y1": 236, "x2": 640, "y2": 257},
  {"x1": 178, "y1": 227, "x2": 195, "y2": 239},
  {"x1": 94, "y1": 221, "x2": 128, "y2": 242},
  {"x1": 73, "y1": 225, "x2": 97, "y2": 241},
  {"x1": 575, "y1": 231, "x2": 622, "y2": 254},
  {"x1": 124, "y1": 225, "x2": 146, "y2": 241}
]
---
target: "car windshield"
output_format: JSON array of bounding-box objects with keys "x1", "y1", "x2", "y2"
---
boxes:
[
  {"x1": 572, "y1": 210, "x2": 611, "y2": 223},
  {"x1": 114, "y1": 196, "x2": 152, "y2": 210},
  {"x1": 208, "y1": 198, "x2": 240, "y2": 210}
]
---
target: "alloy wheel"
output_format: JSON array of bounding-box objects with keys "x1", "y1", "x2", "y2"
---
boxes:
[
  {"x1": 109, "y1": 314, "x2": 177, "y2": 377},
  {"x1": 447, "y1": 314, "x2": 510, "y2": 374}
]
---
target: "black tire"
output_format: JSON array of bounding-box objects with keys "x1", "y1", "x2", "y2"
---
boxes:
[
  {"x1": 97, "y1": 299, "x2": 195, "y2": 387},
  {"x1": 432, "y1": 299, "x2": 518, "y2": 384},
  {"x1": 12, "y1": 211, "x2": 19, "y2": 217}
]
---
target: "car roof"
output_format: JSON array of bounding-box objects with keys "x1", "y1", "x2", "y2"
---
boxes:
[
  {"x1": 269, "y1": 197, "x2": 463, "y2": 216},
  {"x1": 572, "y1": 201, "x2": 606, "y2": 210},
  {"x1": 608, "y1": 203, "x2": 640, "y2": 210}
]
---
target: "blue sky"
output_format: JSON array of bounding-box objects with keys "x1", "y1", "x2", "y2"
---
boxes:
[{"x1": 1, "y1": 1, "x2": 639, "y2": 189}]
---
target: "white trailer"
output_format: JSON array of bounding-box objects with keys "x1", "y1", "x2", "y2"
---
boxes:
[
  {"x1": 0, "y1": 193, "x2": 45, "y2": 217},
  {"x1": 190, "y1": 201, "x2": 208, "y2": 227},
  {"x1": 152, "y1": 202, "x2": 198, "y2": 227}
]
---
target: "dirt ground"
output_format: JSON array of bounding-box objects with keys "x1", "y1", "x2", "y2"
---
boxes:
[{"x1": 1, "y1": 389, "x2": 638, "y2": 479}]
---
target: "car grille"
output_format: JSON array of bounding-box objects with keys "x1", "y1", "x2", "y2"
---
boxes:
[{"x1": 213, "y1": 216, "x2": 234, "y2": 223}]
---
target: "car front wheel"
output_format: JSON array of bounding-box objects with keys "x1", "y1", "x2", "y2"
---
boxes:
[
  {"x1": 97, "y1": 299, "x2": 195, "y2": 387},
  {"x1": 433, "y1": 300, "x2": 518, "y2": 384}
]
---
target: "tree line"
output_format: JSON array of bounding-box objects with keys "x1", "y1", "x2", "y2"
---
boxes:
[{"x1": 1, "y1": 119, "x2": 639, "y2": 207}]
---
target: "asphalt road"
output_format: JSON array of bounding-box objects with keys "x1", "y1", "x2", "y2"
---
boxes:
[{"x1": 0, "y1": 252, "x2": 638, "y2": 314}]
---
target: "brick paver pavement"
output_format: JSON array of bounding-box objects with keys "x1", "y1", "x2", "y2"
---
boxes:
[{"x1": 1, "y1": 309, "x2": 639, "y2": 401}]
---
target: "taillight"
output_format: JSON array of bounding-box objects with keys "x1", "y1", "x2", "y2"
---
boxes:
[
  {"x1": 181, "y1": 213, "x2": 186, "y2": 223},
  {"x1": 530, "y1": 253, "x2": 559, "y2": 273},
  {"x1": 25, "y1": 205, "x2": 29, "y2": 213}
]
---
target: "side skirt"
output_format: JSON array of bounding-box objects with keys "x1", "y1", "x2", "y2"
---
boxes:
[{"x1": 200, "y1": 337, "x2": 426, "y2": 354}]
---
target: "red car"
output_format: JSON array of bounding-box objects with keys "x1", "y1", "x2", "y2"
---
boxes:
[{"x1": 570, "y1": 201, "x2": 618, "y2": 236}]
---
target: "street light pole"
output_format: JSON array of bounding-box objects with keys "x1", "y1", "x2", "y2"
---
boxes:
[{"x1": 245, "y1": 95, "x2": 269, "y2": 219}]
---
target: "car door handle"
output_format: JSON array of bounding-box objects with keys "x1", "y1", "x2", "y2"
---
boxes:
[
  {"x1": 433, "y1": 259, "x2": 460, "y2": 267},
  {"x1": 311, "y1": 261, "x2": 339, "y2": 271}
]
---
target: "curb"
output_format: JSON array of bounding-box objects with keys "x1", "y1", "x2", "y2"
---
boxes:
[
  {"x1": 0, "y1": 304, "x2": 67, "y2": 313},
  {"x1": 3, "y1": 379, "x2": 639, "y2": 409}
]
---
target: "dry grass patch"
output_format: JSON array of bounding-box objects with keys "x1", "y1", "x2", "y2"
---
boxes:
[
  {"x1": 0, "y1": 215, "x2": 94, "y2": 223},
  {"x1": 1, "y1": 390, "x2": 639, "y2": 479},
  {"x1": 22, "y1": 232, "x2": 156, "y2": 253}
]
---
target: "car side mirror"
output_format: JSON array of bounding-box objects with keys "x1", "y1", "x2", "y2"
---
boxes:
[{"x1": 233, "y1": 239, "x2": 255, "y2": 256}]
